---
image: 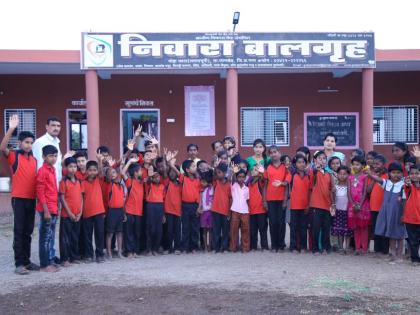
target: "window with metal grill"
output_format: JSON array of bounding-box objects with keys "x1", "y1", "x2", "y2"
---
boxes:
[
  {"x1": 4, "y1": 109, "x2": 36, "y2": 149},
  {"x1": 240, "y1": 107, "x2": 289, "y2": 146},
  {"x1": 373, "y1": 105, "x2": 418, "y2": 144}
]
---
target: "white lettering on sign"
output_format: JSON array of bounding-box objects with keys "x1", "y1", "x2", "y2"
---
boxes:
[
  {"x1": 124, "y1": 99, "x2": 155, "y2": 107},
  {"x1": 118, "y1": 34, "x2": 234, "y2": 58},
  {"x1": 71, "y1": 99, "x2": 87, "y2": 106}
]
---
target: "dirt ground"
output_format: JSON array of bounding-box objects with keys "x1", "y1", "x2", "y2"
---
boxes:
[{"x1": 1, "y1": 213, "x2": 419, "y2": 314}]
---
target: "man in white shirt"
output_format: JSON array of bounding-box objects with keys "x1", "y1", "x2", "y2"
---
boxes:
[{"x1": 32, "y1": 117, "x2": 62, "y2": 185}]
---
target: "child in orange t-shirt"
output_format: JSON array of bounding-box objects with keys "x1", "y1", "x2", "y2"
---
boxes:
[
  {"x1": 289, "y1": 154, "x2": 311, "y2": 253},
  {"x1": 122, "y1": 156, "x2": 145, "y2": 258},
  {"x1": 263, "y1": 145, "x2": 289, "y2": 252},
  {"x1": 105, "y1": 167, "x2": 126, "y2": 259},
  {"x1": 165, "y1": 160, "x2": 182, "y2": 254},
  {"x1": 211, "y1": 163, "x2": 231, "y2": 253},
  {"x1": 367, "y1": 154, "x2": 389, "y2": 255},
  {"x1": 180, "y1": 159, "x2": 201, "y2": 253},
  {"x1": 146, "y1": 166, "x2": 166, "y2": 255},
  {"x1": 310, "y1": 150, "x2": 335, "y2": 255},
  {"x1": 59, "y1": 157, "x2": 83, "y2": 266},
  {"x1": 403, "y1": 165, "x2": 420, "y2": 263},
  {"x1": 249, "y1": 164, "x2": 268, "y2": 251},
  {"x1": 82, "y1": 160, "x2": 106, "y2": 263}
]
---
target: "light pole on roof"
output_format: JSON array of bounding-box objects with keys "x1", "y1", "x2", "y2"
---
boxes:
[{"x1": 232, "y1": 12, "x2": 240, "y2": 33}]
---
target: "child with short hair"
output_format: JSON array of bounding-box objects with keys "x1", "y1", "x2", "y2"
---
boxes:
[
  {"x1": 105, "y1": 167, "x2": 126, "y2": 259},
  {"x1": 264, "y1": 145, "x2": 289, "y2": 252},
  {"x1": 249, "y1": 164, "x2": 268, "y2": 251},
  {"x1": 403, "y1": 164, "x2": 420, "y2": 264},
  {"x1": 36, "y1": 145, "x2": 59, "y2": 272},
  {"x1": 122, "y1": 156, "x2": 144, "y2": 258},
  {"x1": 146, "y1": 166, "x2": 166, "y2": 255},
  {"x1": 347, "y1": 156, "x2": 371, "y2": 255},
  {"x1": 331, "y1": 166, "x2": 353, "y2": 253},
  {"x1": 198, "y1": 170, "x2": 214, "y2": 252},
  {"x1": 59, "y1": 157, "x2": 83, "y2": 266},
  {"x1": 82, "y1": 160, "x2": 106, "y2": 263},
  {"x1": 369, "y1": 162, "x2": 407, "y2": 262},
  {"x1": 73, "y1": 150, "x2": 88, "y2": 180},
  {"x1": 230, "y1": 167, "x2": 250, "y2": 253},
  {"x1": 289, "y1": 154, "x2": 311, "y2": 253},
  {"x1": 0, "y1": 114, "x2": 39, "y2": 275},
  {"x1": 211, "y1": 163, "x2": 232, "y2": 253},
  {"x1": 165, "y1": 161, "x2": 182, "y2": 254},
  {"x1": 367, "y1": 154, "x2": 389, "y2": 254},
  {"x1": 310, "y1": 150, "x2": 335, "y2": 255},
  {"x1": 180, "y1": 160, "x2": 201, "y2": 253}
]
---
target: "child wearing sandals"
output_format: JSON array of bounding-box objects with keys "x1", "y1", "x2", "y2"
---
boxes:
[{"x1": 331, "y1": 166, "x2": 353, "y2": 253}]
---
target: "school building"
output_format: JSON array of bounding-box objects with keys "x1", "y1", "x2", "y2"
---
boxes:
[{"x1": 0, "y1": 32, "x2": 419, "y2": 182}]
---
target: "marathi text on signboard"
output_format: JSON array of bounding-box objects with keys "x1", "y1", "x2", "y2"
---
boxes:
[
  {"x1": 81, "y1": 32, "x2": 375, "y2": 70},
  {"x1": 304, "y1": 112, "x2": 359, "y2": 149}
]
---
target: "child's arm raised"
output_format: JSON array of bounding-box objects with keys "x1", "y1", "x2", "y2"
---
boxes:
[
  {"x1": 96, "y1": 151, "x2": 105, "y2": 178},
  {"x1": 0, "y1": 114, "x2": 19, "y2": 157},
  {"x1": 367, "y1": 169, "x2": 385, "y2": 185},
  {"x1": 121, "y1": 156, "x2": 139, "y2": 181},
  {"x1": 167, "y1": 151, "x2": 181, "y2": 176},
  {"x1": 411, "y1": 145, "x2": 420, "y2": 163},
  {"x1": 230, "y1": 162, "x2": 240, "y2": 183}
]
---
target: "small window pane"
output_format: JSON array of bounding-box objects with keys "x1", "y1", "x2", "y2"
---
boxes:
[
  {"x1": 241, "y1": 107, "x2": 289, "y2": 146},
  {"x1": 373, "y1": 106, "x2": 418, "y2": 144}
]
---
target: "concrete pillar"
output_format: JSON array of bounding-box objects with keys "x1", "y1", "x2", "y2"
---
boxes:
[
  {"x1": 226, "y1": 69, "x2": 239, "y2": 141},
  {"x1": 85, "y1": 70, "x2": 100, "y2": 160},
  {"x1": 361, "y1": 68, "x2": 374, "y2": 152}
]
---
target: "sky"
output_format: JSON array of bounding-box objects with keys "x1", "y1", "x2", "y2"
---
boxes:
[{"x1": 1, "y1": 0, "x2": 419, "y2": 50}]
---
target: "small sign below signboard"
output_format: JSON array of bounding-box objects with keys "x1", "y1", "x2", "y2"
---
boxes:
[{"x1": 304, "y1": 112, "x2": 359, "y2": 149}]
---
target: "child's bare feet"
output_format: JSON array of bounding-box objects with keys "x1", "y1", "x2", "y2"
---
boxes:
[
  {"x1": 62, "y1": 261, "x2": 72, "y2": 267},
  {"x1": 41, "y1": 265, "x2": 59, "y2": 273}
]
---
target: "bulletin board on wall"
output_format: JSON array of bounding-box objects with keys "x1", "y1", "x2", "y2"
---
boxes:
[{"x1": 304, "y1": 112, "x2": 359, "y2": 149}]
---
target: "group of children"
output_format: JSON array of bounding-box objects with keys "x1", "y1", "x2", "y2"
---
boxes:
[{"x1": 2, "y1": 116, "x2": 420, "y2": 274}]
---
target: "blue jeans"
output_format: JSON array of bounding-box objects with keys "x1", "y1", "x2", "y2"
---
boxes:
[{"x1": 38, "y1": 212, "x2": 57, "y2": 268}]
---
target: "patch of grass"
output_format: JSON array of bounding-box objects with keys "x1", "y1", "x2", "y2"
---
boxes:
[{"x1": 310, "y1": 277, "x2": 371, "y2": 294}]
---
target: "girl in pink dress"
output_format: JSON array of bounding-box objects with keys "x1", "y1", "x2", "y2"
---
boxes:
[{"x1": 347, "y1": 156, "x2": 371, "y2": 255}]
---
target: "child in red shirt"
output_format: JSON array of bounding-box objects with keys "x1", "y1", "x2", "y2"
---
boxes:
[
  {"x1": 310, "y1": 150, "x2": 335, "y2": 255},
  {"x1": 105, "y1": 167, "x2": 126, "y2": 259},
  {"x1": 122, "y1": 156, "x2": 145, "y2": 258},
  {"x1": 36, "y1": 145, "x2": 59, "y2": 272},
  {"x1": 264, "y1": 145, "x2": 289, "y2": 252},
  {"x1": 289, "y1": 154, "x2": 311, "y2": 253},
  {"x1": 180, "y1": 159, "x2": 201, "y2": 253},
  {"x1": 249, "y1": 164, "x2": 268, "y2": 251},
  {"x1": 165, "y1": 161, "x2": 182, "y2": 254},
  {"x1": 367, "y1": 154, "x2": 389, "y2": 255},
  {"x1": 82, "y1": 160, "x2": 106, "y2": 263},
  {"x1": 59, "y1": 157, "x2": 83, "y2": 266},
  {"x1": 146, "y1": 166, "x2": 166, "y2": 255},
  {"x1": 211, "y1": 163, "x2": 232, "y2": 253},
  {"x1": 403, "y1": 165, "x2": 420, "y2": 263},
  {"x1": 0, "y1": 114, "x2": 39, "y2": 275}
]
